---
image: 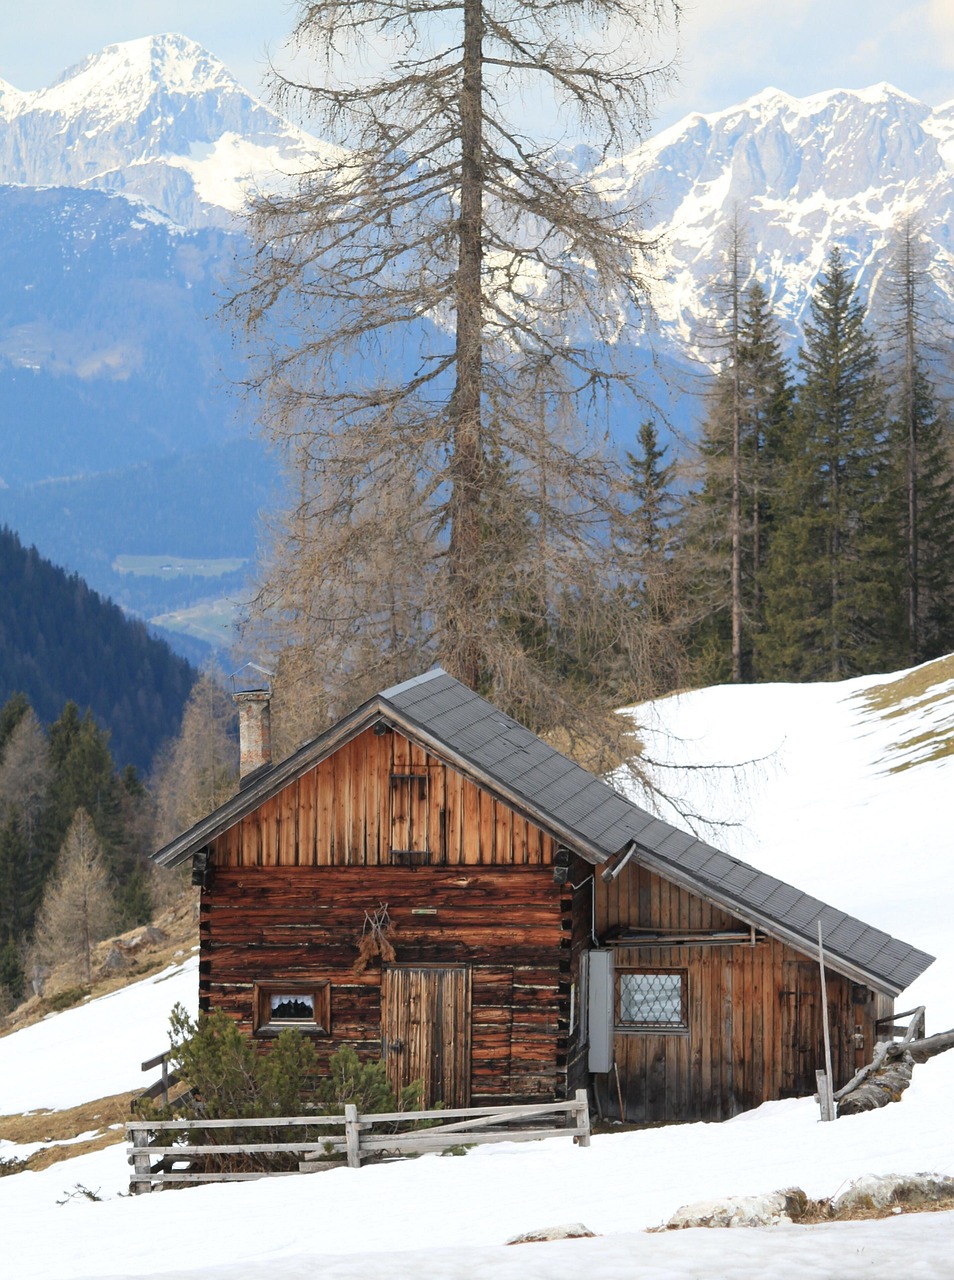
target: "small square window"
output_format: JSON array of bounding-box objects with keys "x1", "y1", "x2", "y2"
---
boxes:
[
  {"x1": 253, "y1": 983, "x2": 330, "y2": 1037},
  {"x1": 617, "y1": 970, "x2": 687, "y2": 1030}
]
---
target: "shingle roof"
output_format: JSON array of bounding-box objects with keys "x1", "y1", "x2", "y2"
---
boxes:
[{"x1": 154, "y1": 667, "x2": 934, "y2": 996}]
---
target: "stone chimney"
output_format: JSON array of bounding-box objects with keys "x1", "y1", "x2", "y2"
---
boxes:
[{"x1": 233, "y1": 688, "x2": 272, "y2": 780}]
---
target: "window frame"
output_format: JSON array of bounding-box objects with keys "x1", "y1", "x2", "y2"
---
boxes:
[
  {"x1": 615, "y1": 968, "x2": 688, "y2": 1034},
  {"x1": 252, "y1": 981, "x2": 331, "y2": 1038}
]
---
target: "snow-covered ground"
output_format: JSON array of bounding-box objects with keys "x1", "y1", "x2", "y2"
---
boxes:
[
  {"x1": 1, "y1": 661, "x2": 952, "y2": 1279},
  {"x1": 0, "y1": 958, "x2": 198, "y2": 1113},
  {"x1": 628, "y1": 658, "x2": 953, "y2": 1026}
]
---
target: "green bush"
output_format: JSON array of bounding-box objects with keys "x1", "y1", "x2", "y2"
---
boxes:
[
  {"x1": 314, "y1": 1044, "x2": 423, "y2": 1115},
  {"x1": 140, "y1": 1005, "x2": 424, "y2": 1176}
]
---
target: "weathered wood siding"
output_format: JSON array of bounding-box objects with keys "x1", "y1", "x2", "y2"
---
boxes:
[
  {"x1": 209, "y1": 727, "x2": 554, "y2": 869},
  {"x1": 594, "y1": 862, "x2": 887, "y2": 1122},
  {"x1": 200, "y1": 865, "x2": 573, "y2": 1106}
]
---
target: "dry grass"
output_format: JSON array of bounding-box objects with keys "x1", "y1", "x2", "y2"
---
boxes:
[
  {"x1": 0, "y1": 894, "x2": 199, "y2": 1174},
  {"x1": 858, "y1": 653, "x2": 954, "y2": 715},
  {"x1": 0, "y1": 1091, "x2": 137, "y2": 1173},
  {"x1": 1, "y1": 891, "x2": 198, "y2": 1040},
  {"x1": 855, "y1": 654, "x2": 954, "y2": 775}
]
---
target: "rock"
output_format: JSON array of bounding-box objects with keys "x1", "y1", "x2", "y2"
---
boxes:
[
  {"x1": 664, "y1": 1188, "x2": 808, "y2": 1229},
  {"x1": 833, "y1": 1173, "x2": 954, "y2": 1216},
  {"x1": 505, "y1": 1223, "x2": 597, "y2": 1245},
  {"x1": 98, "y1": 947, "x2": 127, "y2": 975},
  {"x1": 116, "y1": 925, "x2": 167, "y2": 954}
]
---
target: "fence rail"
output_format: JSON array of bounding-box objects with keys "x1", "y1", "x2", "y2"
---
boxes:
[
  {"x1": 874, "y1": 1005, "x2": 926, "y2": 1043},
  {"x1": 126, "y1": 1091, "x2": 590, "y2": 1192},
  {"x1": 136, "y1": 1049, "x2": 180, "y2": 1109}
]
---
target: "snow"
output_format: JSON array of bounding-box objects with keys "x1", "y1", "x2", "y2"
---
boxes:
[
  {"x1": 1, "y1": 662, "x2": 953, "y2": 1277},
  {"x1": 0, "y1": 958, "x2": 197, "y2": 1113},
  {"x1": 625, "y1": 658, "x2": 954, "y2": 1025},
  {"x1": 3, "y1": 1056, "x2": 954, "y2": 1278}
]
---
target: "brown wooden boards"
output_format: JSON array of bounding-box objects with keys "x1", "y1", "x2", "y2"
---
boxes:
[
  {"x1": 209, "y1": 727, "x2": 555, "y2": 871},
  {"x1": 591, "y1": 861, "x2": 885, "y2": 1123},
  {"x1": 382, "y1": 966, "x2": 472, "y2": 1107}
]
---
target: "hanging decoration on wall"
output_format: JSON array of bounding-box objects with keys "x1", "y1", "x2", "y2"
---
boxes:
[{"x1": 354, "y1": 903, "x2": 398, "y2": 974}]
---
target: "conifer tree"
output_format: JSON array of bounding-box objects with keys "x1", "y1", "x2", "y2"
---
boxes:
[
  {"x1": 683, "y1": 280, "x2": 792, "y2": 681},
  {"x1": 879, "y1": 214, "x2": 954, "y2": 661},
  {"x1": 757, "y1": 248, "x2": 903, "y2": 680},
  {"x1": 153, "y1": 671, "x2": 239, "y2": 846},
  {"x1": 33, "y1": 807, "x2": 114, "y2": 985},
  {"x1": 620, "y1": 420, "x2": 692, "y2": 696},
  {"x1": 233, "y1": 0, "x2": 680, "y2": 755}
]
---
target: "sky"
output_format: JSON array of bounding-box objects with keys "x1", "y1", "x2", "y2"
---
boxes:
[{"x1": 1, "y1": 0, "x2": 953, "y2": 133}]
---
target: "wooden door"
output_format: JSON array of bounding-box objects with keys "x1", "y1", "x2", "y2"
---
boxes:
[{"x1": 381, "y1": 966, "x2": 471, "y2": 1107}]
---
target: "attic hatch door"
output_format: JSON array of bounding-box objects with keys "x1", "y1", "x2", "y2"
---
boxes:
[
  {"x1": 382, "y1": 966, "x2": 471, "y2": 1108},
  {"x1": 389, "y1": 770, "x2": 429, "y2": 861}
]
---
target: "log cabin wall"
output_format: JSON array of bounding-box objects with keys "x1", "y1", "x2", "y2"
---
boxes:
[
  {"x1": 199, "y1": 866, "x2": 573, "y2": 1106},
  {"x1": 594, "y1": 862, "x2": 887, "y2": 1123}
]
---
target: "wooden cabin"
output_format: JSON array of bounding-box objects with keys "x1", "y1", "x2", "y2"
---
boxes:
[{"x1": 154, "y1": 669, "x2": 934, "y2": 1124}]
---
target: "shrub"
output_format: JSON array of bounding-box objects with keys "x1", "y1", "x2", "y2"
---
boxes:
[{"x1": 141, "y1": 1006, "x2": 424, "y2": 1177}]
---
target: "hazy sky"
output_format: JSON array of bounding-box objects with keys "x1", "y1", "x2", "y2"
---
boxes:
[{"x1": 2, "y1": 0, "x2": 953, "y2": 131}]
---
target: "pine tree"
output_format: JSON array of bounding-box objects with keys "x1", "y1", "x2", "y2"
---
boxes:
[
  {"x1": 757, "y1": 248, "x2": 903, "y2": 680},
  {"x1": 620, "y1": 421, "x2": 692, "y2": 697},
  {"x1": 879, "y1": 213, "x2": 954, "y2": 661},
  {"x1": 683, "y1": 280, "x2": 792, "y2": 681}
]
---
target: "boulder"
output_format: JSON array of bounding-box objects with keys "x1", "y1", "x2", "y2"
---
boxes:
[
  {"x1": 505, "y1": 1223, "x2": 597, "y2": 1245},
  {"x1": 664, "y1": 1188, "x2": 809, "y2": 1229},
  {"x1": 833, "y1": 1174, "x2": 954, "y2": 1216}
]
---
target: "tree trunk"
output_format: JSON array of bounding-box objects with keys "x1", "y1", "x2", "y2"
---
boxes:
[
  {"x1": 446, "y1": 0, "x2": 485, "y2": 691},
  {"x1": 730, "y1": 234, "x2": 742, "y2": 683},
  {"x1": 835, "y1": 1029, "x2": 954, "y2": 1116}
]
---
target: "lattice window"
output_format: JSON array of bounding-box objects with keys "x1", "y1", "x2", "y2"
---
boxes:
[{"x1": 617, "y1": 971, "x2": 687, "y2": 1029}]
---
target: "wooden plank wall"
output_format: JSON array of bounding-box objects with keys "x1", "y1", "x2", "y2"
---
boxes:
[
  {"x1": 209, "y1": 727, "x2": 554, "y2": 869},
  {"x1": 201, "y1": 865, "x2": 572, "y2": 1106},
  {"x1": 594, "y1": 862, "x2": 886, "y2": 1123}
]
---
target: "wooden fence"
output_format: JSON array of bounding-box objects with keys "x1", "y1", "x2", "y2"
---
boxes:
[{"x1": 126, "y1": 1091, "x2": 591, "y2": 1192}]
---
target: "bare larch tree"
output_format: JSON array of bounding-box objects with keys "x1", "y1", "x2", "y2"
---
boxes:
[{"x1": 234, "y1": 0, "x2": 681, "y2": 754}]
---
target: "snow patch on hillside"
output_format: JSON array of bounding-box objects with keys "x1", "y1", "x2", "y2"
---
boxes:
[
  {"x1": 0, "y1": 957, "x2": 197, "y2": 1114},
  {"x1": 627, "y1": 657, "x2": 953, "y2": 1024}
]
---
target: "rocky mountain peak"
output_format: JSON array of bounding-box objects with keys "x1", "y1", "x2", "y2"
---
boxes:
[{"x1": 0, "y1": 34, "x2": 315, "y2": 229}]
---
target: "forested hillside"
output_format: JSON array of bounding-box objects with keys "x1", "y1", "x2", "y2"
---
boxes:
[{"x1": 0, "y1": 527, "x2": 196, "y2": 771}]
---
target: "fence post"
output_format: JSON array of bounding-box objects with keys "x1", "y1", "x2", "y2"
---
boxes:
[
  {"x1": 574, "y1": 1089, "x2": 591, "y2": 1147},
  {"x1": 130, "y1": 1126, "x2": 152, "y2": 1194},
  {"x1": 816, "y1": 1069, "x2": 834, "y2": 1122},
  {"x1": 344, "y1": 1104, "x2": 361, "y2": 1169}
]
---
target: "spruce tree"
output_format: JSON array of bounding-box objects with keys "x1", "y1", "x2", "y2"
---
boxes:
[
  {"x1": 879, "y1": 214, "x2": 954, "y2": 661},
  {"x1": 683, "y1": 281, "x2": 792, "y2": 681},
  {"x1": 757, "y1": 248, "x2": 903, "y2": 680},
  {"x1": 621, "y1": 420, "x2": 691, "y2": 697}
]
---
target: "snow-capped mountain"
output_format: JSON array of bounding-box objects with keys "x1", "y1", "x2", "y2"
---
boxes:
[
  {"x1": 600, "y1": 83, "x2": 954, "y2": 352},
  {"x1": 3, "y1": 35, "x2": 953, "y2": 348},
  {"x1": 0, "y1": 33, "x2": 322, "y2": 228}
]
